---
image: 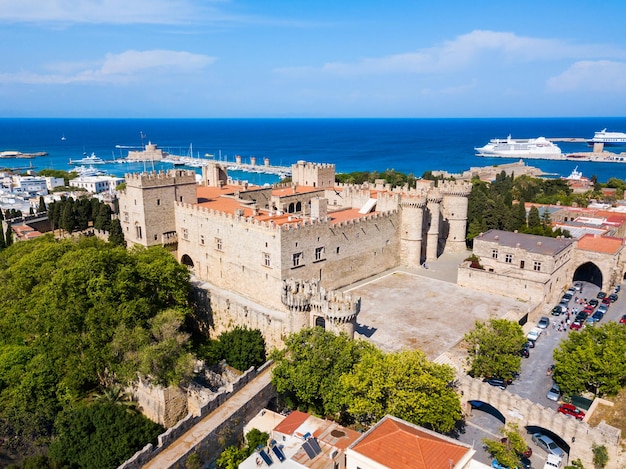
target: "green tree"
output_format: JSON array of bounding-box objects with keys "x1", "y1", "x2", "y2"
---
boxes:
[
  {"x1": 109, "y1": 218, "x2": 126, "y2": 247},
  {"x1": 592, "y1": 444, "x2": 609, "y2": 468},
  {"x1": 245, "y1": 428, "x2": 269, "y2": 452},
  {"x1": 340, "y1": 348, "x2": 461, "y2": 432},
  {"x1": 94, "y1": 203, "x2": 112, "y2": 231},
  {"x1": 216, "y1": 445, "x2": 249, "y2": 469},
  {"x1": 38, "y1": 195, "x2": 47, "y2": 213},
  {"x1": 271, "y1": 327, "x2": 375, "y2": 416},
  {"x1": 4, "y1": 222, "x2": 12, "y2": 246},
  {"x1": 527, "y1": 205, "x2": 540, "y2": 228},
  {"x1": 49, "y1": 401, "x2": 163, "y2": 469},
  {"x1": 553, "y1": 322, "x2": 626, "y2": 396},
  {"x1": 482, "y1": 423, "x2": 528, "y2": 469},
  {"x1": 565, "y1": 459, "x2": 585, "y2": 469},
  {"x1": 464, "y1": 319, "x2": 527, "y2": 381},
  {"x1": 216, "y1": 326, "x2": 266, "y2": 372}
]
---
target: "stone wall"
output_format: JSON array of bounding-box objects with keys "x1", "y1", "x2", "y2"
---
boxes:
[
  {"x1": 458, "y1": 375, "x2": 622, "y2": 467},
  {"x1": 119, "y1": 362, "x2": 276, "y2": 469}
]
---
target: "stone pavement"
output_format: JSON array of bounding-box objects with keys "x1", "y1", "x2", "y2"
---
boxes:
[{"x1": 344, "y1": 251, "x2": 530, "y2": 362}]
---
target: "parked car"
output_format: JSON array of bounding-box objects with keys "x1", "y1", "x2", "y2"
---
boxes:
[
  {"x1": 583, "y1": 305, "x2": 595, "y2": 315},
  {"x1": 520, "y1": 344, "x2": 530, "y2": 358},
  {"x1": 546, "y1": 383, "x2": 561, "y2": 401},
  {"x1": 609, "y1": 293, "x2": 618, "y2": 302},
  {"x1": 492, "y1": 458, "x2": 532, "y2": 469},
  {"x1": 483, "y1": 377, "x2": 507, "y2": 390},
  {"x1": 601, "y1": 297, "x2": 611, "y2": 305},
  {"x1": 558, "y1": 403, "x2": 585, "y2": 420},
  {"x1": 569, "y1": 320, "x2": 583, "y2": 331},
  {"x1": 620, "y1": 315, "x2": 626, "y2": 324},
  {"x1": 537, "y1": 317, "x2": 550, "y2": 329},
  {"x1": 532, "y1": 433, "x2": 565, "y2": 457},
  {"x1": 543, "y1": 454, "x2": 563, "y2": 469},
  {"x1": 551, "y1": 305, "x2": 564, "y2": 316},
  {"x1": 526, "y1": 339, "x2": 535, "y2": 348},
  {"x1": 589, "y1": 298, "x2": 599, "y2": 307},
  {"x1": 597, "y1": 304, "x2": 608, "y2": 315},
  {"x1": 592, "y1": 310, "x2": 605, "y2": 322},
  {"x1": 527, "y1": 328, "x2": 542, "y2": 341},
  {"x1": 562, "y1": 292, "x2": 573, "y2": 301},
  {"x1": 575, "y1": 311, "x2": 588, "y2": 322},
  {"x1": 585, "y1": 317, "x2": 595, "y2": 327},
  {"x1": 573, "y1": 282, "x2": 582, "y2": 291},
  {"x1": 597, "y1": 291, "x2": 607, "y2": 299},
  {"x1": 615, "y1": 285, "x2": 621, "y2": 293}
]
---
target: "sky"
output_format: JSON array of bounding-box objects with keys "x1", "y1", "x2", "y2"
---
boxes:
[{"x1": 1, "y1": 0, "x2": 626, "y2": 118}]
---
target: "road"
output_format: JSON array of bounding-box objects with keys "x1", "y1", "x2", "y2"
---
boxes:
[{"x1": 457, "y1": 280, "x2": 624, "y2": 468}]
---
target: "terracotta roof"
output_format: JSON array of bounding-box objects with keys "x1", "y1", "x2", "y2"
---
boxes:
[
  {"x1": 272, "y1": 411, "x2": 310, "y2": 436},
  {"x1": 328, "y1": 208, "x2": 376, "y2": 225},
  {"x1": 350, "y1": 416, "x2": 471, "y2": 469},
  {"x1": 577, "y1": 234, "x2": 624, "y2": 254}
]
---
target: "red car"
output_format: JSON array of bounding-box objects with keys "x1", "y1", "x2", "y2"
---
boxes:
[
  {"x1": 558, "y1": 403, "x2": 585, "y2": 420},
  {"x1": 570, "y1": 320, "x2": 583, "y2": 330},
  {"x1": 620, "y1": 315, "x2": 626, "y2": 324},
  {"x1": 583, "y1": 305, "x2": 594, "y2": 314}
]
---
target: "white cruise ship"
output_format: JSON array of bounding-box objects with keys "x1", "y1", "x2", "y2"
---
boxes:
[
  {"x1": 587, "y1": 129, "x2": 626, "y2": 146},
  {"x1": 475, "y1": 135, "x2": 562, "y2": 159}
]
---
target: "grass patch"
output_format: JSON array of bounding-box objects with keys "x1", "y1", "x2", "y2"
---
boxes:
[{"x1": 587, "y1": 387, "x2": 626, "y2": 435}]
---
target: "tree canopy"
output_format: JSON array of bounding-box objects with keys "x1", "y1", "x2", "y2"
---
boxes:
[
  {"x1": 0, "y1": 236, "x2": 193, "y2": 464},
  {"x1": 271, "y1": 328, "x2": 461, "y2": 433},
  {"x1": 482, "y1": 423, "x2": 528, "y2": 469},
  {"x1": 553, "y1": 322, "x2": 626, "y2": 396},
  {"x1": 464, "y1": 319, "x2": 527, "y2": 381}
]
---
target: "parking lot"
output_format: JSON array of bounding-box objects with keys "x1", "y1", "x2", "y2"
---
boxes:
[{"x1": 345, "y1": 251, "x2": 625, "y2": 467}]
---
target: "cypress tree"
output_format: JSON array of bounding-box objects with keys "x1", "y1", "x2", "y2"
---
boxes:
[{"x1": 5, "y1": 222, "x2": 13, "y2": 247}]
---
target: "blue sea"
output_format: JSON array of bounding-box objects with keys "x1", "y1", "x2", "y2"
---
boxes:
[{"x1": 1, "y1": 117, "x2": 626, "y2": 184}]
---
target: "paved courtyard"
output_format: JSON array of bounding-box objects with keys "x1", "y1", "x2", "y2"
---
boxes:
[{"x1": 344, "y1": 251, "x2": 530, "y2": 360}]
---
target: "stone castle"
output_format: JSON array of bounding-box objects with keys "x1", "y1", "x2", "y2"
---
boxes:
[{"x1": 118, "y1": 161, "x2": 471, "y2": 347}]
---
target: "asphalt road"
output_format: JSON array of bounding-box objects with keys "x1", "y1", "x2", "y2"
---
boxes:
[{"x1": 457, "y1": 280, "x2": 625, "y2": 468}]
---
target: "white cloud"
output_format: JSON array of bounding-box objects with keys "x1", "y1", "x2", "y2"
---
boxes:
[
  {"x1": 276, "y1": 30, "x2": 626, "y2": 77},
  {"x1": 0, "y1": 50, "x2": 216, "y2": 84},
  {"x1": 547, "y1": 60, "x2": 626, "y2": 92}
]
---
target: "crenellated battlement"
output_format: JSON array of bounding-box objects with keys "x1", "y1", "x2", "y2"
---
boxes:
[
  {"x1": 293, "y1": 161, "x2": 336, "y2": 170},
  {"x1": 427, "y1": 190, "x2": 443, "y2": 203},
  {"x1": 281, "y1": 278, "x2": 361, "y2": 321},
  {"x1": 124, "y1": 169, "x2": 197, "y2": 188},
  {"x1": 439, "y1": 180, "x2": 472, "y2": 197}
]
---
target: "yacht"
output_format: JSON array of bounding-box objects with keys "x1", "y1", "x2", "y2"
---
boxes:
[
  {"x1": 475, "y1": 135, "x2": 562, "y2": 159},
  {"x1": 587, "y1": 129, "x2": 626, "y2": 146},
  {"x1": 69, "y1": 152, "x2": 106, "y2": 165}
]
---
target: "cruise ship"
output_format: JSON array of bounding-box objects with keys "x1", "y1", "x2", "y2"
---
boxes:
[
  {"x1": 587, "y1": 129, "x2": 626, "y2": 146},
  {"x1": 475, "y1": 135, "x2": 562, "y2": 159}
]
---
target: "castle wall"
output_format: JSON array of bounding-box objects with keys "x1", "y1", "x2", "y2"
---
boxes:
[
  {"x1": 279, "y1": 211, "x2": 401, "y2": 291},
  {"x1": 176, "y1": 204, "x2": 286, "y2": 310}
]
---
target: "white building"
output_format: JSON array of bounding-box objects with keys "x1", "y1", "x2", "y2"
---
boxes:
[
  {"x1": 10, "y1": 176, "x2": 48, "y2": 197},
  {"x1": 45, "y1": 176, "x2": 65, "y2": 191},
  {"x1": 71, "y1": 175, "x2": 124, "y2": 194}
]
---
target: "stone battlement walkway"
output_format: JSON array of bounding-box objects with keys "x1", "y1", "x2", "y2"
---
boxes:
[{"x1": 142, "y1": 366, "x2": 274, "y2": 469}]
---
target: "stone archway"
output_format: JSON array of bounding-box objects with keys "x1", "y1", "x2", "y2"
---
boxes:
[
  {"x1": 181, "y1": 254, "x2": 194, "y2": 268},
  {"x1": 468, "y1": 400, "x2": 506, "y2": 424},
  {"x1": 315, "y1": 316, "x2": 326, "y2": 328},
  {"x1": 573, "y1": 262, "x2": 603, "y2": 288}
]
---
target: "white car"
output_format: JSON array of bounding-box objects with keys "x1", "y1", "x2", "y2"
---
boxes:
[
  {"x1": 544, "y1": 454, "x2": 563, "y2": 469},
  {"x1": 527, "y1": 328, "x2": 542, "y2": 342}
]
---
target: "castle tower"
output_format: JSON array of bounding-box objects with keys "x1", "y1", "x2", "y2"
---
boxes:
[
  {"x1": 201, "y1": 162, "x2": 228, "y2": 188},
  {"x1": 400, "y1": 198, "x2": 426, "y2": 267},
  {"x1": 440, "y1": 181, "x2": 472, "y2": 253},
  {"x1": 291, "y1": 161, "x2": 336, "y2": 188},
  {"x1": 426, "y1": 190, "x2": 443, "y2": 261},
  {"x1": 118, "y1": 169, "x2": 197, "y2": 248}
]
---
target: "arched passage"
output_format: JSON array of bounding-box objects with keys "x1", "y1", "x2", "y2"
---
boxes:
[
  {"x1": 315, "y1": 316, "x2": 326, "y2": 329},
  {"x1": 572, "y1": 262, "x2": 603, "y2": 288},
  {"x1": 525, "y1": 425, "x2": 571, "y2": 456},
  {"x1": 181, "y1": 254, "x2": 194, "y2": 268},
  {"x1": 468, "y1": 400, "x2": 506, "y2": 424}
]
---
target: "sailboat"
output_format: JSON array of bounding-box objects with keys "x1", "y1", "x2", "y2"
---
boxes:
[{"x1": 61, "y1": 134, "x2": 66, "y2": 141}]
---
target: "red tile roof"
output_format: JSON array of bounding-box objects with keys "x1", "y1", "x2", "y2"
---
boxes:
[
  {"x1": 272, "y1": 410, "x2": 310, "y2": 436},
  {"x1": 577, "y1": 234, "x2": 624, "y2": 254},
  {"x1": 350, "y1": 416, "x2": 471, "y2": 469}
]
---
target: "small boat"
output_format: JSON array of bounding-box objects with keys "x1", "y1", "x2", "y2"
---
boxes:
[
  {"x1": 61, "y1": 134, "x2": 66, "y2": 141},
  {"x1": 69, "y1": 152, "x2": 106, "y2": 165},
  {"x1": 70, "y1": 165, "x2": 108, "y2": 177}
]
